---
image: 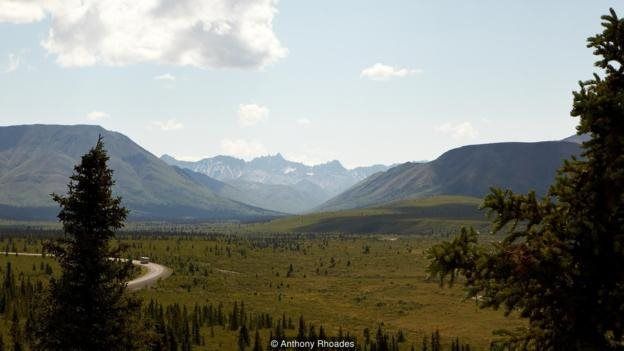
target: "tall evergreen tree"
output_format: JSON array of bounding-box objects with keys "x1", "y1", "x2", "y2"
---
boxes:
[
  {"x1": 238, "y1": 325, "x2": 251, "y2": 351},
  {"x1": 33, "y1": 137, "x2": 141, "y2": 350},
  {"x1": 297, "y1": 316, "x2": 306, "y2": 340},
  {"x1": 428, "y1": 9, "x2": 624, "y2": 350},
  {"x1": 10, "y1": 309, "x2": 21, "y2": 351},
  {"x1": 252, "y1": 329, "x2": 263, "y2": 351}
]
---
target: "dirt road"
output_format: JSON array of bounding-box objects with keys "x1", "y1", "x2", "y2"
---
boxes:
[{"x1": 1, "y1": 251, "x2": 172, "y2": 291}]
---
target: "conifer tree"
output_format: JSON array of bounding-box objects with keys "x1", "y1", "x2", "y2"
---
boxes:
[
  {"x1": 363, "y1": 328, "x2": 371, "y2": 346},
  {"x1": 297, "y1": 316, "x2": 306, "y2": 340},
  {"x1": 231, "y1": 302, "x2": 240, "y2": 331},
  {"x1": 430, "y1": 330, "x2": 440, "y2": 351},
  {"x1": 238, "y1": 325, "x2": 251, "y2": 351},
  {"x1": 32, "y1": 137, "x2": 141, "y2": 351},
  {"x1": 428, "y1": 9, "x2": 624, "y2": 350},
  {"x1": 252, "y1": 329, "x2": 263, "y2": 351},
  {"x1": 308, "y1": 324, "x2": 317, "y2": 340},
  {"x1": 10, "y1": 309, "x2": 21, "y2": 351}
]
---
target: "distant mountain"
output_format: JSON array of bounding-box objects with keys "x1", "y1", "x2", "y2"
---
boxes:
[
  {"x1": 162, "y1": 154, "x2": 246, "y2": 180},
  {"x1": 161, "y1": 153, "x2": 388, "y2": 213},
  {"x1": 318, "y1": 140, "x2": 581, "y2": 211},
  {"x1": 173, "y1": 166, "x2": 327, "y2": 214},
  {"x1": 562, "y1": 133, "x2": 590, "y2": 144},
  {"x1": 0, "y1": 125, "x2": 278, "y2": 221}
]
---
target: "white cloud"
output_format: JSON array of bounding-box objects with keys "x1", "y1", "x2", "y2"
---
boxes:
[
  {"x1": 86, "y1": 110, "x2": 109, "y2": 121},
  {"x1": 0, "y1": 1, "x2": 45, "y2": 24},
  {"x1": 154, "y1": 73, "x2": 175, "y2": 81},
  {"x1": 237, "y1": 103, "x2": 269, "y2": 127},
  {"x1": 0, "y1": 0, "x2": 287, "y2": 69},
  {"x1": 435, "y1": 121, "x2": 478, "y2": 139},
  {"x1": 284, "y1": 153, "x2": 323, "y2": 167},
  {"x1": 360, "y1": 63, "x2": 422, "y2": 81},
  {"x1": 4, "y1": 53, "x2": 21, "y2": 73},
  {"x1": 152, "y1": 118, "x2": 184, "y2": 131},
  {"x1": 220, "y1": 138, "x2": 267, "y2": 160},
  {"x1": 284, "y1": 145, "x2": 338, "y2": 167},
  {"x1": 296, "y1": 118, "x2": 311, "y2": 125}
]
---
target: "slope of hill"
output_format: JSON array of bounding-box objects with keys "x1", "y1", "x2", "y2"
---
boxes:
[
  {"x1": 247, "y1": 195, "x2": 488, "y2": 235},
  {"x1": 161, "y1": 153, "x2": 388, "y2": 213},
  {"x1": 318, "y1": 141, "x2": 580, "y2": 212},
  {"x1": 0, "y1": 125, "x2": 278, "y2": 221},
  {"x1": 562, "y1": 133, "x2": 590, "y2": 144}
]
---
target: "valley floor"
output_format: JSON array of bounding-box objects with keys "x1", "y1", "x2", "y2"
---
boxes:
[{"x1": 0, "y1": 233, "x2": 523, "y2": 350}]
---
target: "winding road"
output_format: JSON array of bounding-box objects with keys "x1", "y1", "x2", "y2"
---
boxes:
[
  {"x1": 1, "y1": 251, "x2": 172, "y2": 291},
  {"x1": 125, "y1": 259, "x2": 172, "y2": 291}
]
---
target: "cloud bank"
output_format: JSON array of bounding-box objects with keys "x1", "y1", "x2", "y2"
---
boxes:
[
  {"x1": 435, "y1": 122, "x2": 478, "y2": 139},
  {"x1": 0, "y1": 0, "x2": 287, "y2": 69},
  {"x1": 153, "y1": 118, "x2": 184, "y2": 131},
  {"x1": 86, "y1": 110, "x2": 109, "y2": 121},
  {"x1": 0, "y1": 1, "x2": 45, "y2": 23},
  {"x1": 220, "y1": 138, "x2": 267, "y2": 159},
  {"x1": 238, "y1": 103, "x2": 269, "y2": 127},
  {"x1": 361, "y1": 63, "x2": 421, "y2": 81},
  {"x1": 154, "y1": 73, "x2": 175, "y2": 81}
]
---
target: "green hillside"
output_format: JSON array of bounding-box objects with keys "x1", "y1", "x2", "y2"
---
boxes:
[
  {"x1": 319, "y1": 141, "x2": 580, "y2": 211},
  {"x1": 248, "y1": 195, "x2": 489, "y2": 235},
  {"x1": 0, "y1": 125, "x2": 278, "y2": 221}
]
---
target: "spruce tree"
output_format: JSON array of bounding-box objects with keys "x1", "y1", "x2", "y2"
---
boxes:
[
  {"x1": 238, "y1": 325, "x2": 251, "y2": 351},
  {"x1": 33, "y1": 137, "x2": 141, "y2": 350},
  {"x1": 10, "y1": 309, "x2": 21, "y2": 351},
  {"x1": 428, "y1": 9, "x2": 624, "y2": 350},
  {"x1": 231, "y1": 302, "x2": 240, "y2": 330},
  {"x1": 297, "y1": 316, "x2": 306, "y2": 340},
  {"x1": 252, "y1": 330, "x2": 263, "y2": 351}
]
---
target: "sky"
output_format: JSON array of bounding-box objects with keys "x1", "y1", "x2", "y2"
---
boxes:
[{"x1": 0, "y1": 0, "x2": 619, "y2": 168}]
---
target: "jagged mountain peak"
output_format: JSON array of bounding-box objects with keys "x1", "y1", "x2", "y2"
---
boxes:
[
  {"x1": 313, "y1": 160, "x2": 346, "y2": 172},
  {"x1": 161, "y1": 154, "x2": 389, "y2": 207}
]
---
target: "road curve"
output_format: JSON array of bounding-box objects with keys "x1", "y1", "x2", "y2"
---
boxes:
[
  {"x1": 1, "y1": 251, "x2": 172, "y2": 291},
  {"x1": 126, "y1": 259, "x2": 172, "y2": 291}
]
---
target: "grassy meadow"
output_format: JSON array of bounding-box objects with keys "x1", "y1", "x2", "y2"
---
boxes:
[
  {"x1": 0, "y1": 232, "x2": 522, "y2": 350},
  {"x1": 245, "y1": 196, "x2": 491, "y2": 235}
]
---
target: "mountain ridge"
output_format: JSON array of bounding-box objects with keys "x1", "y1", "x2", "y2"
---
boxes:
[
  {"x1": 161, "y1": 153, "x2": 389, "y2": 213},
  {"x1": 0, "y1": 124, "x2": 279, "y2": 221},
  {"x1": 317, "y1": 140, "x2": 581, "y2": 212}
]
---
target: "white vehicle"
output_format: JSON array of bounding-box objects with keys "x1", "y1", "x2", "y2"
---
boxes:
[{"x1": 139, "y1": 256, "x2": 150, "y2": 264}]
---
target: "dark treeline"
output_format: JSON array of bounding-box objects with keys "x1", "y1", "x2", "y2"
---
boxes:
[
  {"x1": 0, "y1": 261, "x2": 46, "y2": 350},
  {"x1": 0, "y1": 228, "x2": 415, "y2": 247}
]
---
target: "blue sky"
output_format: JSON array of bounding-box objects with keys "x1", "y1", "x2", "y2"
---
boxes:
[{"x1": 0, "y1": 1, "x2": 619, "y2": 167}]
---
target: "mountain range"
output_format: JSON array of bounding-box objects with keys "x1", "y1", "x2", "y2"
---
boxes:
[
  {"x1": 0, "y1": 124, "x2": 585, "y2": 223},
  {"x1": 161, "y1": 153, "x2": 389, "y2": 213},
  {"x1": 0, "y1": 125, "x2": 277, "y2": 221}
]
